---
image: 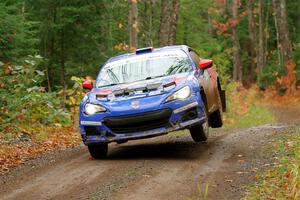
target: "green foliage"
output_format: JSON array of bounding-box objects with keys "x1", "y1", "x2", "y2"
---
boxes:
[
  {"x1": 0, "y1": 56, "x2": 70, "y2": 133},
  {"x1": 65, "y1": 76, "x2": 85, "y2": 107},
  {"x1": 25, "y1": 0, "x2": 129, "y2": 85},
  {"x1": 1, "y1": 0, "x2": 299, "y2": 90},
  {"x1": 293, "y1": 46, "x2": 300, "y2": 84},
  {"x1": 0, "y1": 1, "x2": 39, "y2": 63},
  {"x1": 176, "y1": 0, "x2": 232, "y2": 81},
  {"x1": 257, "y1": 63, "x2": 284, "y2": 90}
]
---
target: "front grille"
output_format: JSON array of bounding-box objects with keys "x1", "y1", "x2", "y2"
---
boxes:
[{"x1": 103, "y1": 109, "x2": 172, "y2": 134}]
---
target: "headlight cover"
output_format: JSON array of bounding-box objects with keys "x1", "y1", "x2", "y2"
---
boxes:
[
  {"x1": 84, "y1": 103, "x2": 106, "y2": 115},
  {"x1": 166, "y1": 86, "x2": 191, "y2": 102}
]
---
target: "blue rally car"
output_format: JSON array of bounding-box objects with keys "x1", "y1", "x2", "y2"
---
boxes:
[{"x1": 79, "y1": 45, "x2": 226, "y2": 159}]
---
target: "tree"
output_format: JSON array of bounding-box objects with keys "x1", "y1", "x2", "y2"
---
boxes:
[
  {"x1": 129, "y1": 0, "x2": 138, "y2": 51},
  {"x1": 273, "y1": 0, "x2": 292, "y2": 67},
  {"x1": 0, "y1": 1, "x2": 38, "y2": 63},
  {"x1": 159, "y1": 0, "x2": 171, "y2": 46},
  {"x1": 257, "y1": 0, "x2": 266, "y2": 74},
  {"x1": 159, "y1": 0, "x2": 180, "y2": 46},
  {"x1": 1, "y1": 0, "x2": 299, "y2": 92},
  {"x1": 169, "y1": 0, "x2": 180, "y2": 45},
  {"x1": 247, "y1": 0, "x2": 258, "y2": 82},
  {"x1": 231, "y1": 0, "x2": 242, "y2": 82}
]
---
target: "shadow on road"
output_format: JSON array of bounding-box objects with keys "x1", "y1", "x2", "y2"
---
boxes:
[{"x1": 101, "y1": 139, "x2": 214, "y2": 160}]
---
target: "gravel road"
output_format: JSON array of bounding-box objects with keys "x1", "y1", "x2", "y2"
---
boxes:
[{"x1": 0, "y1": 105, "x2": 299, "y2": 200}]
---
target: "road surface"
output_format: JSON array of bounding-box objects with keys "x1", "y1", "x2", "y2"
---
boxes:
[{"x1": 0, "y1": 105, "x2": 299, "y2": 200}]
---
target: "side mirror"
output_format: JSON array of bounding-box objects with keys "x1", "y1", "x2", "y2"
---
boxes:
[
  {"x1": 82, "y1": 80, "x2": 93, "y2": 90},
  {"x1": 199, "y1": 59, "x2": 213, "y2": 70}
]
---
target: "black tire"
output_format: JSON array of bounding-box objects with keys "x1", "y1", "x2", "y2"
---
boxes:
[
  {"x1": 189, "y1": 107, "x2": 209, "y2": 142},
  {"x1": 210, "y1": 90, "x2": 223, "y2": 128},
  {"x1": 116, "y1": 140, "x2": 128, "y2": 144},
  {"x1": 88, "y1": 143, "x2": 108, "y2": 159}
]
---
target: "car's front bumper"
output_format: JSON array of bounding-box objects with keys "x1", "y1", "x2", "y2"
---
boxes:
[{"x1": 79, "y1": 97, "x2": 205, "y2": 145}]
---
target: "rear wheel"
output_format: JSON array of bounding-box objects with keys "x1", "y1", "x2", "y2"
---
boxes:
[
  {"x1": 210, "y1": 89, "x2": 223, "y2": 128},
  {"x1": 88, "y1": 143, "x2": 108, "y2": 159},
  {"x1": 189, "y1": 107, "x2": 209, "y2": 142}
]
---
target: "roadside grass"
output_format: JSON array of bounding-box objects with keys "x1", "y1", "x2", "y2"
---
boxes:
[
  {"x1": 187, "y1": 182, "x2": 209, "y2": 200},
  {"x1": 224, "y1": 104, "x2": 276, "y2": 129},
  {"x1": 223, "y1": 83, "x2": 276, "y2": 129},
  {"x1": 245, "y1": 126, "x2": 300, "y2": 200}
]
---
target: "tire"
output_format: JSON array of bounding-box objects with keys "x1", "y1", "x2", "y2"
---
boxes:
[
  {"x1": 117, "y1": 140, "x2": 128, "y2": 144},
  {"x1": 189, "y1": 107, "x2": 209, "y2": 142},
  {"x1": 209, "y1": 89, "x2": 223, "y2": 128},
  {"x1": 88, "y1": 143, "x2": 108, "y2": 159}
]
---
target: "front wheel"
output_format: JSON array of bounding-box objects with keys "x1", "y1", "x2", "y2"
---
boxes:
[
  {"x1": 189, "y1": 108, "x2": 209, "y2": 142},
  {"x1": 88, "y1": 143, "x2": 108, "y2": 159}
]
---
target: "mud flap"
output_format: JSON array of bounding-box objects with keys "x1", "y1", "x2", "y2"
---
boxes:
[{"x1": 221, "y1": 90, "x2": 226, "y2": 112}]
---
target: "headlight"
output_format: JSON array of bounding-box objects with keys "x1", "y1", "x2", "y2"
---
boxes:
[
  {"x1": 84, "y1": 103, "x2": 106, "y2": 115},
  {"x1": 166, "y1": 86, "x2": 191, "y2": 102}
]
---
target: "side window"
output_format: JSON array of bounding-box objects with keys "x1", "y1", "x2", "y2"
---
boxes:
[{"x1": 189, "y1": 51, "x2": 200, "y2": 67}]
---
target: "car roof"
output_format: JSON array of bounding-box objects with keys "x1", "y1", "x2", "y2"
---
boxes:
[{"x1": 106, "y1": 45, "x2": 191, "y2": 64}]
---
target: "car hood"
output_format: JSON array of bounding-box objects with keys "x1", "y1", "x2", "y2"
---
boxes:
[
  {"x1": 82, "y1": 72, "x2": 198, "y2": 113},
  {"x1": 88, "y1": 72, "x2": 192, "y2": 103}
]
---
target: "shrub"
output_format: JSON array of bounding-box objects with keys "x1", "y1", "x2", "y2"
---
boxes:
[{"x1": 0, "y1": 56, "x2": 71, "y2": 134}]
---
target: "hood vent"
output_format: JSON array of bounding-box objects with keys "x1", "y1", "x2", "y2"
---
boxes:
[{"x1": 113, "y1": 83, "x2": 162, "y2": 97}]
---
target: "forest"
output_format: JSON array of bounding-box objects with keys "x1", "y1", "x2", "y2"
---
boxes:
[
  {"x1": 1, "y1": 0, "x2": 299, "y2": 89},
  {"x1": 0, "y1": 0, "x2": 300, "y2": 199},
  {"x1": 1, "y1": 0, "x2": 299, "y2": 132}
]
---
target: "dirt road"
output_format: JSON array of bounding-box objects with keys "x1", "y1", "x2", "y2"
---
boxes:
[{"x1": 0, "y1": 106, "x2": 299, "y2": 200}]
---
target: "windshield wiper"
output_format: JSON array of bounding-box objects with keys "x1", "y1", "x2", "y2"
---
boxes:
[
  {"x1": 145, "y1": 75, "x2": 165, "y2": 80},
  {"x1": 99, "y1": 83, "x2": 118, "y2": 87}
]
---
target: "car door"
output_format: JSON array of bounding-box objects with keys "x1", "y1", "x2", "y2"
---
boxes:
[{"x1": 189, "y1": 50, "x2": 217, "y2": 113}]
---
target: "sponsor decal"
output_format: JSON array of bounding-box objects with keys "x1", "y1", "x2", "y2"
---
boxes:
[{"x1": 131, "y1": 100, "x2": 140, "y2": 109}]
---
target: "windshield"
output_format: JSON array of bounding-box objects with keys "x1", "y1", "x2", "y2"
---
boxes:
[{"x1": 96, "y1": 52, "x2": 193, "y2": 88}]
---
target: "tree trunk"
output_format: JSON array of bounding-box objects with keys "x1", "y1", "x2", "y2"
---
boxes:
[
  {"x1": 264, "y1": 0, "x2": 270, "y2": 64},
  {"x1": 148, "y1": 0, "x2": 154, "y2": 46},
  {"x1": 143, "y1": 0, "x2": 154, "y2": 47},
  {"x1": 273, "y1": 0, "x2": 296, "y2": 93},
  {"x1": 273, "y1": 0, "x2": 292, "y2": 67},
  {"x1": 247, "y1": 0, "x2": 257, "y2": 82},
  {"x1": 159, "y1": 0, "x2": 171, "y2": 46},
  {"x1": 47, "y1": 5, "x2": 57, "y2": 92},
  {"x1": 257, "y1": 0, "x2": 265, "y2": 74},
  {"x1": 129, "y1": 0, "x2": 138, "y2": 52},
  {"x1": 60, "y1": 29, "x2": 66, "y2": 108},
  {"x1": 231, "y1": 0, "x2": 243, "y2": 82},
  {"x1": 168, "y1": 0, "x2": 180, "y2": 45}
]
